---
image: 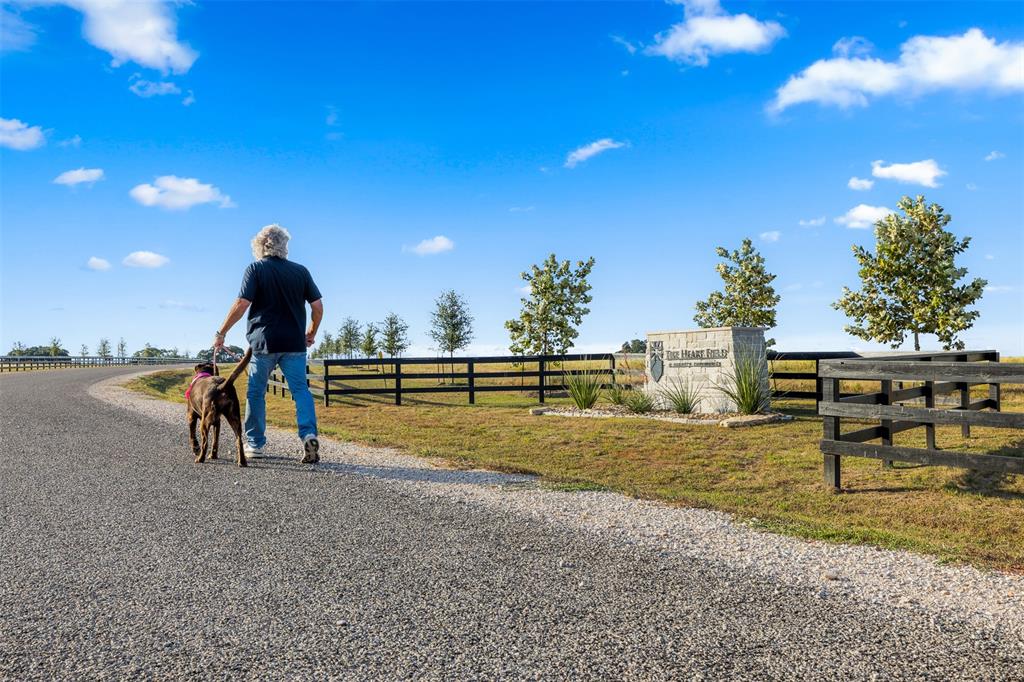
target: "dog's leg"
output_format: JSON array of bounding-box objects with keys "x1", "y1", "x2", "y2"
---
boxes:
[
  {"x1": 228, "y1": 410, "x2": 246, "y2": 468},
  {"x1": 210, "y1": 415, "x2": 221, "y2": 460},
  {"x1": 197, "y1": 413, "x2": 212, "y2": 463},
  {"x1": 188, "y1": 409, "x2": 200, "y2": 457}
]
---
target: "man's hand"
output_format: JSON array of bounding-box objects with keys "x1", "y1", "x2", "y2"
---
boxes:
[
  {"x1": 305, "y1": 330, "x2": 316, "y2": 348},
  {"x1": 213, "y1": 332, "x2": 226, "y2": 350}
]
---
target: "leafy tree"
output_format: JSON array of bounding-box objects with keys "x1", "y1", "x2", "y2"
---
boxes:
[
  {"x1": 380, "y1": 312, "x2": 411, "y2": 357},
  {"x1": 313, "y1": 331, "x2": 335, "y2": 359},
  {"x1": 117, "y1": 337, "x2": 127, "y2": 357},
  {"x1": 620, "y1": 339, "x2": 647, "y2": 353},
  {"x1": 338, "y1": 318, "x2": 361, "y2": 359},
  {"x1": 429, "y1": 290, "x2": 474, "y2": 358},
  {"x1": 48, "y1": 337, "x2": 67, "y2": 357},
  {"x1": 8, "y1": 342, "x2": 26, "y2": 356},
  {"x1": 506, "y1": 254, "x2": 596, "y2": 356},
  {"x1": 9, "y1": 343, "x2": 67, "y2": 356},
  {"x1": 694, "y1": 238, "x2": 780, "y2": 345},
  {"x1": 79, "y1": 344, "x2": 89, "y2": 357},
  {"x1": 360, "y1": 323, "x2": 379, "y2": 358},
  {"x1": 97, "y1": 338, "x2": 112, "y2": 358},
  {"x1": 834, "y1": 195, "x2": 986, "y2": 351},
  {"x1": 195, "y1": 345, "x2": 245, "y2": 362}
]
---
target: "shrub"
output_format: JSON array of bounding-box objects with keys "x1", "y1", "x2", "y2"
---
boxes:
[
  {"x1": 564, "y1": 370, "x2": 602, "y2": 410},
  {"x1": 624, "y1": 390, "x2": 655, "y2": 414},
  {"x1": 606, "y1": 382, "x2": 629, "y2": 405},
  {"x1": 661, "y1": 379, "x2": 702, "y2": 414},
  {"x1": 714, "y1": 347, "x2": 770, "y2": 414}
]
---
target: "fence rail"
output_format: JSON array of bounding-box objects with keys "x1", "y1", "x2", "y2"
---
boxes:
[
  {"x1": 0, "y1": 355, "x2": 193, "y2": 372},
  {"x1": 817, "y1": 350, "x2": 1021, "y2": 489}
]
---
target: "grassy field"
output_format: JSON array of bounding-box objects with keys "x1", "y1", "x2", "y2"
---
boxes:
[{"x1": 130, "y1": 360, "x2": 1024, "y2": 571}]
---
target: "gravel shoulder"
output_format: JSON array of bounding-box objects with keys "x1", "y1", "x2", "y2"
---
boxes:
[{"x1": 1, "y1": 367, "x2": 1022, "y2": 680}]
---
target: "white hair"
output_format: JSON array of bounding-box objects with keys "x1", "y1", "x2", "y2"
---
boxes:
[{"x1": 251, "y1": 224, "x2": 290, "y2": 259}]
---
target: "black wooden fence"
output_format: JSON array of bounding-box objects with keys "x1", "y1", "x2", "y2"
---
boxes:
[
  {"x1": 818, "y1": 350, "x2": 1022, "y2": 489},
  {"x1": 0, "y1": 355, "x2": 192, "y2": 372}
]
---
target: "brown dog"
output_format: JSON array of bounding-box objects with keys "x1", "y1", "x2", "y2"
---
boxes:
[{"x1": 186, "y1": 348, "x2": 253, "y2": 467}]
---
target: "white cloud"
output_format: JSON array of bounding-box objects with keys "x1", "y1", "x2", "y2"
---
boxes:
[
  {"x1": 771, "y1": 29, "x2": 1024, "y2": 112},
  {"x1": 182, "y1": 90, "x2": 195, "y2": 106},
  {"x1": 966, "y1": 182, "x2": 978, "y2": 191},
  {"x1": 160, "y1": 299, "x2": 205, "y2": 311},
  {"x1": 871, "y1": 159, "x2": 946, "y2": 187},
  {"x1": 408, "y1": 235, "x2": 454, "y2": 256},
  {"x1": 646, "y1": 0, "x2": 785, "y2": 66},
  {"x1": 984, "y1": 150, "x2": 1005, "y2": 161},
  {"x1": 835, "y1": 204, "x2": 892, "y2": 229},
  {"x1": 123, "y1": 251, "x2": 169, "y2": 268},
  {"x1": 984, "y1": 254, "x2": 995, "y2": 260},
  {"x1": 799, "y1": 216, "x2": 825, "y2": 227},
  {"x1": 564, "y1": 138, "x2": 626, "y2": 168},
  {"x1": 832, "y1": 36, "x2": 874, "y2": 58},
  {"x1": 759, "y1": 230, "x2": 781, "y2": 242},
  {"x1": 509, "y1": 206, "x2": 535, "y2": 213},
  {"x1": 326, "y1": 105, "x2": 339, "y2": 126},
  {"x1": 1, "y1": 6, "x2": 37, "y2": 52},
  {"x1": 129, "y1": 176, "x2": 234, "y2": 210},
  {"x1": 984, "y1": 285, "x2": 1014, "y2": 293},
  {"x1": 52, "y1": 0, "x2": 197, "y2": 73},
  {"x1": 86, "y1": 256, "x2": 111, "y2": 271},
  {"x1": 848, "y1": 176, "x2": 874, "y2": 191},
  {"x1": 611, "y1": 35, "x2": 637, "y2": 55},
  {"x1": 54, "y1": 167, "x2": 104, "y2": 187},
  {"x1": 0, "y1": 117, "x2": 45, "y2": 150},
  {"x1": 129, "y1": 79, "x2": 181, "y2": 98},
  {"x1": 58, "y1": 134, "x2": 82, "y2": 148}
]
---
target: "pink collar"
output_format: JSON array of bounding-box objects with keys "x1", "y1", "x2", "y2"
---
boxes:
[{"x1": 185, "y1": 372, "x2": 212, "y2": 400}]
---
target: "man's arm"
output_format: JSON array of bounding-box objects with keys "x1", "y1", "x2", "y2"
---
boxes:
[
  {"x1": 213, "y1": 298, "x2": 251, "y2": 349},
  {"x1": 306, "y1": 298, "x2": 324, "y2": 348}
]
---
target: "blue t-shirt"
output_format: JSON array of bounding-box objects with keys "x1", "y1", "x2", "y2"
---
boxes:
[{"x1": 238, "y1": 257, "x2": 322, "y2": 354}]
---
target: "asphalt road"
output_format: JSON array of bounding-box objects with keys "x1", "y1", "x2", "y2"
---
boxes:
[{"x1": 1, "y1": 368, "x2": 1022, "y2": 680}]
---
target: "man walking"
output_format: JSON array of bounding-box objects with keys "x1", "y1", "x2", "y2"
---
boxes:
[{"x1": 214, "y1": 224, "x2": 323, "y2": 463}]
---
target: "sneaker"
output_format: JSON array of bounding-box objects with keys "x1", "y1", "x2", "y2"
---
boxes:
[
  {"x1": 301, "y1": 434, "x2": 320, "y2": 464},
  {"x1": 244, "y1": 444, "x2": 264, "y2": 457}
]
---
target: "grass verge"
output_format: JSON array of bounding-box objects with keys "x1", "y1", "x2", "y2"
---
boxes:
[{"x1": 127, "y1": 365, "x2": 1024, "y2": 571}]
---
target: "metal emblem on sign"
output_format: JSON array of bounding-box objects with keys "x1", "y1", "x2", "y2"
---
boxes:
[{"x1": 649, "y1": 341, "x2": 664, "y2": 383}]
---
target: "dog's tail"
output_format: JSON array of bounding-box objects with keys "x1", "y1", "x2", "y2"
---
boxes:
[{"x1": 224, "y1": 347, "x2": 252, "y2": 388}]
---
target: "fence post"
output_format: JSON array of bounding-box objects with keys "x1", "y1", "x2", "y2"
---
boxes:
[
  {"x1": 822, "y1": 376, "x2": 841, "y2": 489},
  {"x1": 923, "y1": 357, "x2": 937, "y2": 450},
  {"x1": 814, "y1": 359, "x2": 822, "y2": 415},
  {"x1": 468, "y1": 361, "x2": 475, "y2": 405},
  {"x1": 958, "y1": 355, "x2": 971, "y2": 438},
  {"x1": 989, "y1": 351, "x2": 1001, "y2": 412},
  {"x1": 394, "y1": 361, "x2": 402, "y2": 406},
  {"x1": 323, "y1": 363, "x2": 330, "y2": 407},
  {"x1": 610, "y1": 353, "x2": 617, "y2": 387},
  {"x1": 881, "y1": 379, "x2": 894, "y2": 467},
  {"x1": 538, "y1": 358, "x2": 546, "y2": 404}
]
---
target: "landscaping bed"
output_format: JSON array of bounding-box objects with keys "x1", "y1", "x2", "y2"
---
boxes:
[{"x1": 534, "y1": 405, "x2": 792, "y2": 428}]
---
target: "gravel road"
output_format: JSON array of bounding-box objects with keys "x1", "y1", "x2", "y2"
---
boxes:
[{"x1": 1, "y1": 367, "x2": 1022, "y2": 680}]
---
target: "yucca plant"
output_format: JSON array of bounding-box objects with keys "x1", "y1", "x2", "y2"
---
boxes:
[
  {"x1": 660, "y1": 379, "x2": 703, "y2": 414},
  {"x1": 564, "y1": 370, "x2": 602, "y2": 410},
  {"x1": 606, "y1": 382, "x2": 629, "y2": 405},
  {"x1": 714, "y1": 347, "x2": 770, "y2": 414},
  {"x1": 623, "y1": 390, "x2": 655, "y2": 414}
]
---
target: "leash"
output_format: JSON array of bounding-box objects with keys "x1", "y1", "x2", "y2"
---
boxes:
[{"x1": 211, "y1": 344, "x2": 242, "y2": 374}]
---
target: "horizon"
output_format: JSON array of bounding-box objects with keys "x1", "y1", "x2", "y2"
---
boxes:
[{"x1": 2, "y1": 1, "x2": 1022, "y2": 356}]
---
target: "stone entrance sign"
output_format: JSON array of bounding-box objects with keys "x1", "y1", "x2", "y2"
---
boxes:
[{"x1": 646, "y1": 327, "x2": 768, "y2": 413}]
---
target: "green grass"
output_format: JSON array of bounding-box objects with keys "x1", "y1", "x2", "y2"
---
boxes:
[{"x1": 128, "y1": 360, "x2": 1024, "y2": 571}]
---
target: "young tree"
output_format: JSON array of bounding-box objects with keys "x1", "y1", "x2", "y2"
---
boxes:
[
  {"x1": 429, "y1": 290, "x2": 474, "y2": 359},
  {"x1": 380, "y1": 313, "x2": 410, "y2": 357},
  {"x1": 693, "y1": 238, "x2": 780, "y2": 345},
  {"x1": 117, "y1": 337, "x2": 127, "y2": 357},
  {"x1": 505, "y1": 254, "x2": 596, "y2": 356},
  {"x1": 834, "y1": 195, "x2": 987, "y2": 351},
  {"x1": 48, "y1": 337, "x2": 66, "y2": 357},
  {"x1": 8, "y1": 342, "x2": 26, "y2": 356},
  {"x1": 360, "y1": 323, "x2": 379, "y2": 358},
  {"x1": 79, "y1": 344, "x2": 89, "y2": 357},
  {"x1": 97, "y1": 338, "x2": 112, "y2": 358},
  {"x1": 339, "y1": 318, "x2": 361, "y2": 359},
  {"x1": 314, "y1": 331, "x2": 335, "y2": 359},
  {"x1": 620, "y1": 339, "x2": 646, "y2": 353}
]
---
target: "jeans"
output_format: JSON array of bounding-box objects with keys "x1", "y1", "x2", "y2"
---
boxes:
[{"x1": 244, "y1": 352, "x2": 318, "y2": 448}]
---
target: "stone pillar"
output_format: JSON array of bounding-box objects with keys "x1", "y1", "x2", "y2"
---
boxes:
[{"x1": 646, "y1": 327, "x2": 768, "y2": 413}]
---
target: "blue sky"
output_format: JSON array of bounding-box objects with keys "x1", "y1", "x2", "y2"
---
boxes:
[{"x1": 1, "y1": 0, "x2": 1022, "y2": 357}]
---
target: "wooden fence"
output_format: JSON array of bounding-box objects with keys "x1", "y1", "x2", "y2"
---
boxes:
[
  {"x1": 818, "y1": 350, "x2": 1022, "y2": 488},
  {"x1": 0, "y1": 355, "x2": 192, "y2": 372}
]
